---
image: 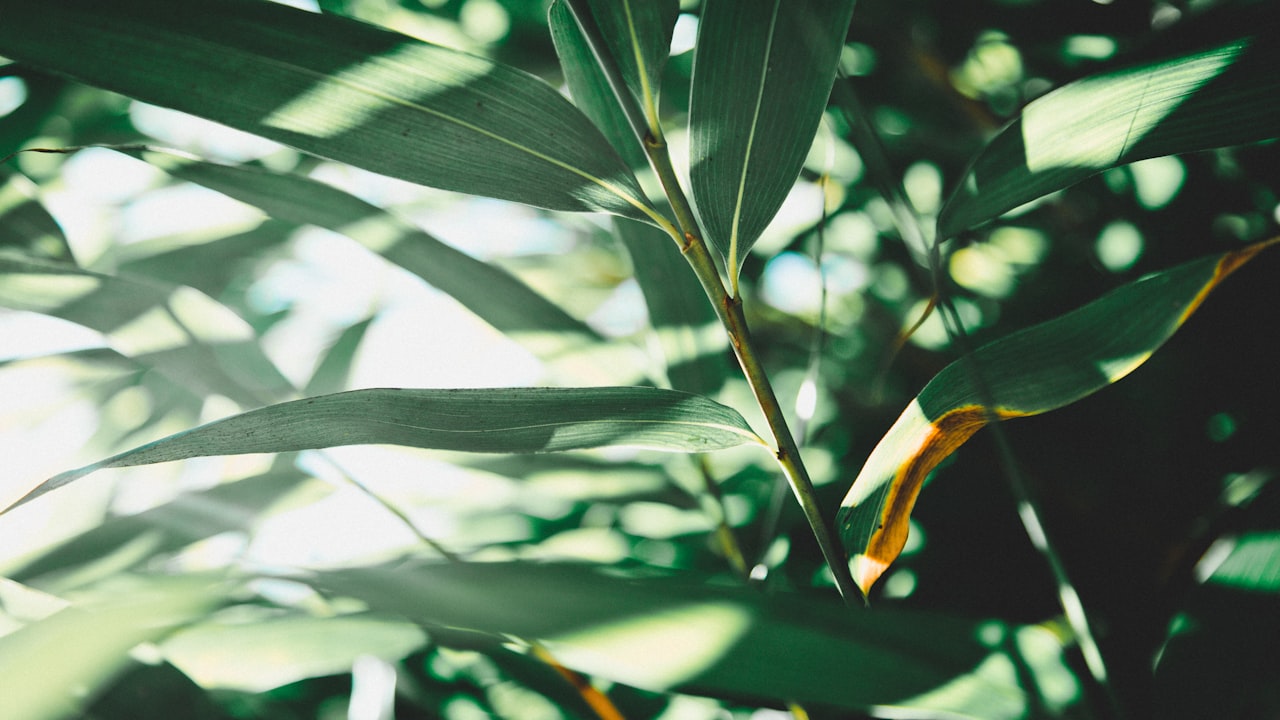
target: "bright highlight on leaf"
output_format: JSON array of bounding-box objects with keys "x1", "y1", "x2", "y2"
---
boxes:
[
  {"x1": 839, "y1": 238, "x2": 1279, "y2": 594},
  {"x1": 939, "y1": 32, "x2": 1280, "y2": 238},
  {"x1": 0, "y1": 0, "x2": 658, "y2": 222},
  {"x1": 10, "y1": 387, "x2": 762, "y2": 513}
]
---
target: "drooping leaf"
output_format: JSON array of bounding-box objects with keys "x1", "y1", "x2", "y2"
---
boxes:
[
  {"x1": 938, "y1": 31, "x2": 1280, "y2": 239},
  {"x1": 838, "y1": 238, "x2": 1279, "y2": 594},
  {"x1": 688, "y1": 0, "x2": 854, "y2": 282},
  {"x1": 12, "y1": 386, "x2": 762, "y2": 512},
  {"x1": 0, "y1": 253, "x2": 293, "y2": 406},
  {"x1": 118, "y1": 148, "x2": 635, "y2": 380},
  {"x1": 0, "y1": 166, "x2": 74, "y2": 262},
  {"x1": 549, "y1": 0, "x2": 679, "y2": 166},
  {"x1": 0, "y1": 574, "x2": 225, "y2": 720},
  {"x1": 0, "y1": 0, "x2": 658, "y2": 222},
  {"x1": 313, "y1": 560, "x2": 1059, "y2": 718},
  {"x1": 616, "y1": 219, "x2": 730, "y2": 395}
]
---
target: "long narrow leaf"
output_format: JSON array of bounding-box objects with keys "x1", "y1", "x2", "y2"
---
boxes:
[
  {"x1": 11, "y1": 387, "x2": 763, "y2": 512},
  {"x1": 838, "y1": 238, "x2": 1279, "y2": 594},
  {"x1": 314, "y1": 560, "x2": 1054, "y2": 718},
  {"x1": 0, "y1": 0, "x2": 658, "y2": 222},
  {"x1": 688, "y1": 0, "x2": 854, "y2": 282},
  {"x1": 0, "y1": 167, "x2": 74, "y2": 262},
  {"x1": 938, "y1": 30, "x2": 1280, "y2": 238}
]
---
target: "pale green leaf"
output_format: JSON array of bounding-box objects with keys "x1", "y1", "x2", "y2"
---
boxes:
[
  {"x1": 0, "y1": 167, "x2": 73, "y2": 262},
  {"x1": 0, "y1": 0, "x2": 658, "y2": 222},
  {"x1": 939, "y1": 32, "x2": 1280, "y2": 238},
  {"x1": 839, "y1": 238, "x2": 1278, "y2": 594},
  {"x1": 12, "y1": 386, "x2": 762, "y2": 511},
  {"x1": 689, "y1": 0, "x2": 854, "y2": 282},
  {"x1": 314, "y1": 560, "x2": 1052, "y2": 718}
]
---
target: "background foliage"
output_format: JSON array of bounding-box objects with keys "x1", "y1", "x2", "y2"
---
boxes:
[{"x1": 1, "y1": 0, "x2": 1277, "y2": 719}]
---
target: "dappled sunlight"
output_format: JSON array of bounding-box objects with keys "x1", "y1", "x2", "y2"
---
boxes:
[{"x1": 544, "y1": 602, "x2": 752, "y2": 692}]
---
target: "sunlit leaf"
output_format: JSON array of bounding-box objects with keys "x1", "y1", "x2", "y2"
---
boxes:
[
  {"x1": 119, "y1": 148, "x2": 629, "y2": 379},
  {"x1": 12, "y1": 387, "x2": 763, "y2": 511},
  {"x1": 0, "y1": 167, "x2": 74, "y2": 262},
  {"x1": 0, "y1": 574, "x2": 224, "y2": 720},
  {"x1": 163, "y1": 613, "x2": 426, "y2": 692},
  {"x1": 939, "y1": 32, "x2": 1280, "y2": 238},
  {"x1": 838, "y1": 238, "x2": 1279, "y2": 594},
  {"x1": 688, "y1": 0, "x2": 854, "y2": 282},
  {"x1": 0, "y1": 253, "x2": 293, "y2": 406},
  {"x1": 314, "y1": 560, "x2": 1049, "y2": 717},
  {"x1": 0, "y1": 0, "x2": 659, "y2": 222}
]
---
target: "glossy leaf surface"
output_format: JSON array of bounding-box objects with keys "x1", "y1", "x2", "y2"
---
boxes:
[
  {"x1": 688, "y1": 0, "x2": 854, "y2": 281},
  {"x1": 838, "y1": 238, "x2": 1279, "y2": 594},
  {"x1": 939, "y1": 31, "x2": 1280, "y2": 238},
  {"x1": 316, "y1": 560, "x2": 1052, "y2": 717},
  {"x1": 14, "y1": 387, "x2": 761, "y2": 511},
  {"x1": 0, "y1": 0, "x2": 656, "y2": 221}
]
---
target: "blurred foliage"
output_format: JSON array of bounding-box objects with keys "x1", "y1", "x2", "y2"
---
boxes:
[{"x1": 1, "y1": 0, "x2": 1278, "y2": 719}]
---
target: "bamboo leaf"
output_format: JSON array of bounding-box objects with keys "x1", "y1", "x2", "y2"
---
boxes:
[
  {"x1": 313, "y1": 560, "x2": 1052, "y2": 718},
  {"x1": 838, "y1": 238, "x2": 1279, "y2": 594},
  {"x1": 11, "y1": 387, "x2": 763, "y2": 512},
  {"x1": 939, "y1": 30, "x2": 1280, "y2": 239},
  {"x1": 688, "y1": 0, "x2": 854, "y2": 282},
  {"x1": 119, "y1": 148, "x2": 632, "y2": 379},
  {"x1": 0, "y1": 167, "x2": 74, "y2": 262},
  {"x1": 0, "y1": 0, "x2": 658, "y2": 222}
]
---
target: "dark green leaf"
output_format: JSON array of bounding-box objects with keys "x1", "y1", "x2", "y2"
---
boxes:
[
  {"x1": 939, "y1": 32, "x2": 1280, "y2": 238},
  {"x1": 0, "y1": 0, "x2": 658, "y2": 222},
  {"x1": 14, "y1": 386, "x2": 762, "y2": 511},
  {"x1": 838, "y1": 238, "x2": 1279, "y2": 593},
  {"x1": 688, "y1": 0, "x2": 854, "y2": 282},
  {"x1": 0, "y1": 166, "x2": 74, "y2": 262},
  {"x1": 314, "y1": 560, "x2": 1049, "y2": 717}
]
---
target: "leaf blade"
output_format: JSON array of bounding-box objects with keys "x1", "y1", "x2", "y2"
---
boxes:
[
  {"x1": 0, "y1": 0, "x2": 656, "y2": 221},
  {"x1": 939, "y1": 31, "x2": 1280, "y2": 238},
  {"x1": 688, "y1": 0, "x2": 854, "y2": 281},
  {"x1": 13, "y1": 386, "x2": 762, "y2": 511},
  {"x1": 838, "y1": 238, "x2": 1279, "y2": 594}
]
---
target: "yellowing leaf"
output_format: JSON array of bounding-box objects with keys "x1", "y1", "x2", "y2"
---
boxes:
[{"x1": 838, "y1": 238, "x2": 1278, "y2": 594}]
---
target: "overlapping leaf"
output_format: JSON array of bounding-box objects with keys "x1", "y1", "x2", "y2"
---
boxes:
[
  {"x1": 0, "y1": 0, "x2": 657, "y2": 222},
  {"x1": 315, "y1": 560, "x2": 1053, "y2": 717},
  {"x1": 838, "y1": 238, "x2": 1279, "y2": 594},
  {"x1": 688, "y1": 0, "x2": 854, "y2": 282},
  {"x1": 0, "y1": 166, "x2": 74, "y2": 262},
  {"x1": 939, "y1": 29, "x2": 1280, "y2": 238},
  {"x1": 11, "y1": 386, "x2": 762, "y2": 512}
]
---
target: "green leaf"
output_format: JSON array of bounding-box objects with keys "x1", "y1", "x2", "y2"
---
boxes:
[
  {"x1": 0, "y1": 0, "x2": 658, "y2": 222},
  {"x1": 13, "y1": 387, "x2": 762, "y2": 511},
  {"x1": 121, "y1": 148, "x2": 631, "y2": 379},
  {"x1": 0, "y1": 167, "x2": 74, "y2": 262},
  {"x1": 0, "y1": 575, "x2": 224, "y2": 720},
  {"x1": 549, "y1": 0, "x2": 678, "y2": 161},
  {"x1": 616, "y1": 219, "x2": 729, "y2": 395},
  {"x1": 939, "y1": 32, "x2": 1280, "y2": 238},
  {"x1": 313, "y1": 560, "x2": 1054, "y2": 717},
  {"x1": 838, "y1": 238, "x2": 1279, "y2": 594},
  {"x1": 0, "y1": 253, "x2": 293, "y2": 406},
  {"x1": 688, "y1": 0, "x2": 854, "y2": 282}
]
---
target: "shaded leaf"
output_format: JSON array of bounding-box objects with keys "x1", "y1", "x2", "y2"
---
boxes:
[
  {"x1": 0, "y1": 574, "x2": 224, "y2": 720},
  {"x1": 939, "y1": 31, "x2": 1280, "y2": 238},
  {"x1": 0, "y1": 0, "x2": 658, "y2": 222},
  {"x1": 616, "y1": 219, "x2": 729, "y2": 395},
  {"x1": 688, "y1": 0, "x2": 854, "y2": 281},
  {"x1": 314, "y1": 560, "x2": 1050, "y2": 717},
  {"x1": 0, "y1": 166, "x2": 74, "y2": 262},
  {"x1": 838, "y1": 238, "x2": 1279, "y2": 594},
  {"x1": 14, "y1": 386, "x2": 762, "y2": 511}
]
